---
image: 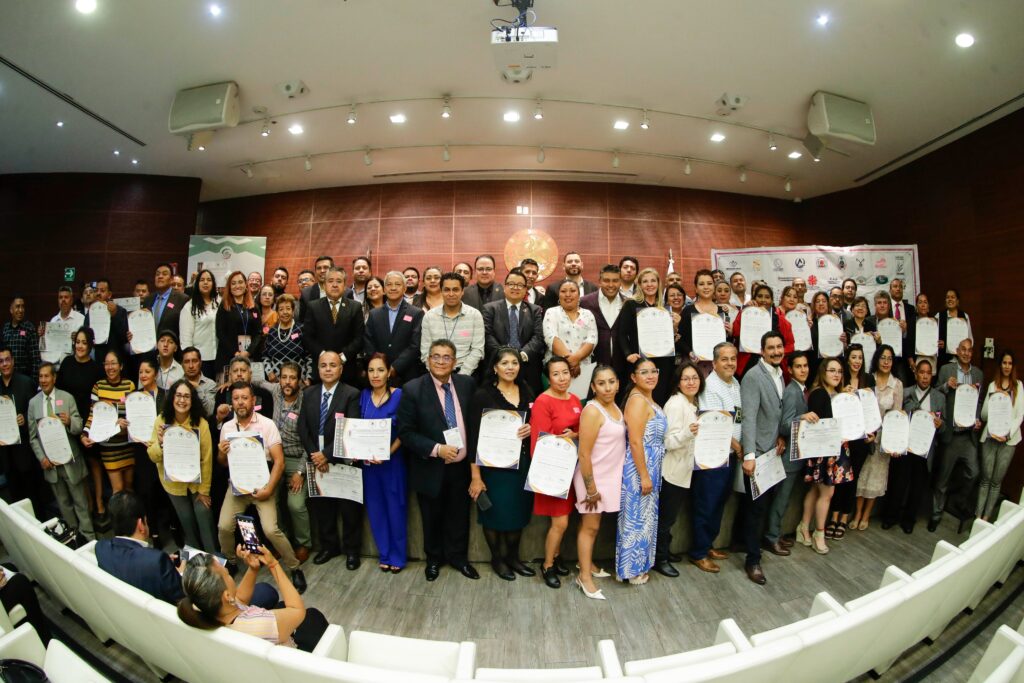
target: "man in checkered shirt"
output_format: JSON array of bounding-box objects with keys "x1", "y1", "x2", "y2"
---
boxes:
[{"x1": 1, "y1": 296, "x2": 41, "y2": 378}]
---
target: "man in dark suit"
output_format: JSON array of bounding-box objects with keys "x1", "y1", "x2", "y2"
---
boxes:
[
  {"x1": 89, "y1": 278, "x2": 129, "y2": 361},
  {"x1": 541, "y1": 251, "x2": 597, "y2": 309},
  {"x1": 299, "y1": 255, "x2": 334, "y2": 308},
  {"x1": 482, "y1": 268, "x2": 545, "y2": 394},
  {"x1": 364, "y1": 271, "x2": 424, "y2": 385},
  {"x1": 0, "y1": 346, "x2": 46, "y2": 516},
  {"x1": 889, "y1": 278, "x2": 917, "y2": 385},
  {"x1": 297, "y1": 351, "x2": 363, "y2": 567},
  {"x1": 343, "y1": 256, "x2": 372, "y2": 303},
  {"x1": 303, "y1": 266, "x2": 363, "y2": 385},
  {"x1": 768, "y1": 350, "x2": 814, "y2": 553},
  {"x1": 519, "y1": 258, "x2": 546, "y2": 307},
  {"x1": 828, "y1": 287, "x2": 854, "y2": 327},
  {"x1": 397, "y1": 339, "x2": 479, "y2": 582},
  {"x1": 462, "y1": 255, "x2": 504, "y2": 311},
  {"x1": 142, "y1": 263, "x2": 190, "y2": 339},
  {"x1": 580, "y1": 264, "x2": 628, "y2": 383}
]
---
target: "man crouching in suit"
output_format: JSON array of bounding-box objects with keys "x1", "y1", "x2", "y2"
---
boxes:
[{"x1": 398, "y1": 339, "x2": 480, "y2": 582}]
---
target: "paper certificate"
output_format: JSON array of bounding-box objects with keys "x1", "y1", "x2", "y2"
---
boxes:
[
  {"x1": 88, "y1": 302, "x2": 111, "y2": 345},
  {"x1": 877, "y1": 319, "x2": 902, "y2": 357},
  {"x1": 739, "y1": 307, "x2": 772, "y2": 354},
  {"x1": 525, "y1": 433, "x2": 578, "y2": 499},
  {"x1": 88, "y1": 401, "x2": 120, "y2": 443},
  {"x1": 986, "y1": 392, "x2": 1013, "y2": 438},
  {"x1": 37, "y1": 416, "x2": 73, "y2": 465},
  {"x1": 851, "y1": 333, "x2": 876, "y2": 371},
  {"x1": 953, "y1": 383, "x2": 980, "y2": 428},
  {"x1": 750, "y1": 450, "x2": 786, "y2": 500},
  {"x1": 859, "y1": 389, "x2": 882, "y2": 434},
  {"x1": 832, "y1": 392, "x2": 866, "y2": 441},
  {"x1": 915, "y1": 318, "x2": 939, "y2": 357},
  {"x1": 693, "y1": 411, "x2": 734, "y2": 469},
  {"x1": 691, "y1": 313, "x2": 727, "y2": 360},
  {"x1": 41, "y1": 320, "x2": 74, "y2": 363},
  {"x1": 908, "y1": 410, "x2": 937, "y2": 456},
  {"x1": 306, "y1": 462, "x2": 363, "y2": 503},
  {"x1": 946, "y1": 318, "x2": 970, "y2": 355},
  {"x1": 816, "y1": 314, "x2": 844, "y2": 358},
  {"x1": 125, "y1": 392, "x2": 156, "y2": 443},
  {"x1": 0, "y1": 396, "x2": 19, "y2": 445},
  {"x1": 249, "y1": 362, "x2": 266, "y2": 384},
  {"x1": 227, "y1": 435, "x2": 270, "y2": 495},
  {"x1": 342, "y1": 417, "x2": 392, "y2": 461},
  {"x1": 128, "y1": 310, "x2": 157, "y2": 354},
  {"x1": 568, "y1": 362, "x2": 596, "y2": 400},
  {"x1": 786, "y1": 310, "x2": 812, "y2": 351},
  {"x1": 162, "y1": 426, "x2": 201, "y2": 483},
  {"x1": 476, "y1": 409, "x2": 525, "y2": 469},
  {"x1": 114, "y1": 297, "x2": 141, "y2": 313},
  {"x1": 636, "y1": 308, "x2": 675, "y2": 358},
  {"x1": 880, "y1": 410, "x2": 910, "y2": 455},
  {"x1": 792, "y1": 418, "x2": 841, "y2": 460}
]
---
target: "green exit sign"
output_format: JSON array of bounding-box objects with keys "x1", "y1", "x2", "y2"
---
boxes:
[{"x1": 63, "y1": 267, "x2": 76, "y2": 282}]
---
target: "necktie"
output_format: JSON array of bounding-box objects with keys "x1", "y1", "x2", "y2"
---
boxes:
[
  {"x1": 153, "y1": 292, "x2": 167, "y2": 324},
  {"x1": 46, "y1": 395, "x2": 55, "y2": 417},
  {"x1": 441, "y1": 383, "x2": 457, "y2": 429},
  {"x1": 330, "y1": 300, "x2": 339, "y2": 324},
  {"x1": 319, "y1": 391, "x2": 331, "y2": 434},
  {"x1": 894, "y1": 303, "x2": 901, "y2": 320},
  {"x1": 508, "y1": 305, "x2": 521, "y2": 350}
]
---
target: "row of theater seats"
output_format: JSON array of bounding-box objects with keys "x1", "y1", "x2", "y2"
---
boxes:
[
  {"x1": 1, "y1": 494, "x2": 1023, "y2": 683},
  {"x1": 970, "y1": 616, "x2": 1024, "y2": 683}
]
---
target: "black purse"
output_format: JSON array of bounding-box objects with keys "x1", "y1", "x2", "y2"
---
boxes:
[
  {"x1": 0, "y1": 659, "x2": 48, "y2": 683},
  {"x1": 43, "y1": 519, "x2": 83, "y2": 550}
]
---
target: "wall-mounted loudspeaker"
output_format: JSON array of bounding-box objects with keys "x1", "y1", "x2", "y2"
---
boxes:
[
  {"x1": 807, "y1": 91, "x2": 876, "y2": 146},
  {"x1": 168, "y1": 81, "x2": 240, "y2": 134}
]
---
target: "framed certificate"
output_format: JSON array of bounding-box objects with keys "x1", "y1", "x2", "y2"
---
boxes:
[
  {"x1": 340, "y1": 417, "x2": 392, "y2": 461},
  {"x1": 832, "y1": 392, "x2": 866, "y2": 441},
  {"x1": 38, "y1": 416, "x2": 73, "y2": 465},
  {"x1": 0, "y1": 396, "x2": 19, "y2": 445},
  {"x1": 880, "y1": 410, "x2": 910, "y2": 455},
  {"x1": 791, "y1": 418, "x2": 841, "y2": 460},
  {"x1": 908, "y1": 410, "x2": 937, "y2": 456},
  {"x1": 475, "y1": 410, "x2": 526, "y2": 469},
  {"x1": 128, "y1": 310, "x2": 156, "y2": 354},
  {"x1": 306, "y1": 462, "x2": 363, "y2": 502},
  {"x1": 946, "y1": 317, "x2": 970, "y2": 354},
  {"x1": 525, "y1": 433, "x2": 578, "y2": 499},
  {"x1": 125, "y1": 392, "x2": 157, "y2": 443},
  {"x1": 89, "y1": 301, "x2": 111, "y2": 345},
  {"x1": 858, "y1": 389, "x2": 882, "y2": 434},
  {"x1": 986, "y1": 392, "x2": 1013, "y2": 438},
  {"x1": 88, "y1": 401, "x2": 120, "y2": 443},
  {"x1": 750, "y1": 451, "x2": 786, "y2": 500},
  {"x1": 850, "y1": 333, "x2": 876, "y2": 371},
  {"x1": 226, "y1": 433, "x2": 269, "y2": 495}
]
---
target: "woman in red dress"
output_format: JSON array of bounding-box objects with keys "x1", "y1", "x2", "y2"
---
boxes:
[
  {"x1": 733, "y1": 283, "x2": 795, "y2": 380},
  {"x1": 531, "y1": 356, "x2": 583, "y2": 588}
]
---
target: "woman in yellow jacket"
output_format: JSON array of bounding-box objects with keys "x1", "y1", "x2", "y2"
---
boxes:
[{"x1": 148, "y1": 379, "x2": 215, "y2": 551}]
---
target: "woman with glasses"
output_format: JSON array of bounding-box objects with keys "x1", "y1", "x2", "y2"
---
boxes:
[
  {"x1": 615, "y1": 357, "x2": 667, "y2": 585},
  {"x1": 81, "y1": 350, "x2": 136, "y2": 495},
  {"x1": 853, "y1": 344, "x2": 902, "y2": 530},
  {"x1": 148, "y1": 379, "x2": 216, "y2": 551},
  {"x1": 261, "y1": 294, "x2": 312, "y2": 384}
]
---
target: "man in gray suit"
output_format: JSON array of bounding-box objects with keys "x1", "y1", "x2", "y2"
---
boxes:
[
  {"x1": 27, "y1": 362, "x2": 95, "y2": 540},
  {"x1": 739, "y1": 331, "x2": 787, "y2": 585},
  {"x1": 767, "y1": 350, "x2": 817, "y2": 553},
  {"x1": 930, "y1": 338, "x2": 984, "y2": 531}
]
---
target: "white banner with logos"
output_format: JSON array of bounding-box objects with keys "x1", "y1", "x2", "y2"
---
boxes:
[
  {"x1": 187, "y1": 236, "x2": 267, "y2": 289},
  {"x1": 711, "y1": 245, "x2": 920, "y2": 303}
]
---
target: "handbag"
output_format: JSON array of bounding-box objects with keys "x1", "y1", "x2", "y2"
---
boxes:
[
  {"x1": 43, "y1": 519, "x2": 84, "y2": 550},
  {"x1": 0, "y1": 659, "x2": 48, "y2": 683}
]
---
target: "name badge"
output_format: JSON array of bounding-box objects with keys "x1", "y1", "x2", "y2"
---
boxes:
[
  {"x1": 56, "y1": 399, "x2": 64, "y2": 407},
  {"x1": 19, "y1": 330, "x2": 25, "y2": 336},
  {"x1": 237, "y1": 335, "x2": 252, "y2": 352},
  {"x1": 167, "y1": 302, "x2": 175, "y2": 309},
  {"x1": 254, "y1": 404, "x2": 262, "y2": 412},
  {"x1": 287, "y1": 412, "x2": 298, "y2": 421},
  {"x1": 403, "y1": 315, "x2": 413, "y2": 322},
  {"x1": 458, "y1": 330, "x2": 471, "y2": 337},
  {"x1": 291, "y1": 333, "x2": 300, "y2": 340},
  {"x1": 262, "y1": 326, "x2": 270, "y2": 334},
  {"x1": 572, "y1": 406, "x2": 581, "y2": 414},
  {"x1": 443, "y1": 427, "x2": 464, "y2": 449}
]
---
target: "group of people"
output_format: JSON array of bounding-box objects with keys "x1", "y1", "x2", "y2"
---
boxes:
[{"x1": 0, "y1": 250, "x2": 1019, "y2": 618}]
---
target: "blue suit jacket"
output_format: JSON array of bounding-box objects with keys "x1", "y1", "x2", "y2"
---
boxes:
[{"x1": 95, "y1": 537, "x2": 184, "y2": 604}]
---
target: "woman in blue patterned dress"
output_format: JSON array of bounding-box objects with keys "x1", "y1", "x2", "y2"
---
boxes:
[{"x1": 616, "y1": 357, "x2": 667, "y2": 585}]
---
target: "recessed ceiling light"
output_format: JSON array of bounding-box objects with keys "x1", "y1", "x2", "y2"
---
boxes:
[
  {"x1": 131, "y1": 159, "x2": 139, "y2": 166},
  {"x1": 503, "y1": 111, "x2": 520, "y2": 122},
  {"x1": 816, "y1": 13, "x2": 830, "y2": 26},
  {"x1": 442, "y1": 144, "x2": 450, "y2": 162},
  {"x1": 304, "y1": 156, "x2": 312, "y2": 172},
  {"x1": 346, "y1": 107, "x2": 357, "y2": 125},
  {"x1": 613, "y1": 120, "x2": 629, "y2": 130},
  {"x1": 288, "y1": 123, "x2": 303, "y2": 135},
  {"x1": 113, "y1": 150, "x2": 120, "y2": 156},
  {"x1": 363, "y1": 149, "x2": 372, "y2": 166},
  {"x1": 389, "y1": 113, "x2": 406, "y2": 124},
  {"x1": 709, "y1": 132, "x2": 726, "y2": 142},
  {"x1": 208, "y1": 3, "x2": 222, "y2": 17},
  {"x1": 75, "y1": 0, "x2": 97, "y2": 14},
  {"x1": 640, "y1": 110, "x2": 650, "y2": 130},
  {"x1": 955, "y1": 32, "x2": 975, "y2": 48},
  {"x1": 56, "y1": 121, "x2": 64, "y2": 128},
  {"x1": 441, "y1": 97, "x2": 451, "y2": 119},
  {"x1": 788, "y1": 150, "x2": 803, "y2": 159},
  {"x1": 260, "y1": 121, "x2": 270, "y2": 137},
  {"x1": 533, "y1": 100, "x2": 543, "y2": 120}
]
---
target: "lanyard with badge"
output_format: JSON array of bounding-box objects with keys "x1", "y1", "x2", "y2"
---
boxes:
[{"x1": 236, "y1": 305, "x2": 252, "y2": 353}]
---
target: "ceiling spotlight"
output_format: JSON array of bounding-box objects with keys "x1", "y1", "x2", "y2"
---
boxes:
[
  {"x1": 640, "y1": 110, "x2": 650, "y2": 130},
  {"x1": 242, "y1": 164, "x2": 253, "y2": 178},
  {"x1": 684, "y1": 159, "x2": 692, "y2": 175},
  {"x1": 710, "y1": 132, "x2": 726, "y2": 142},
  {"x1": 260, "y1": 120, "x2": 271, "y2": 137},
  {"x1": 613, "y1": 120, "x2": 630, "y2": 130},
  {"x1": 441, "y1": 97, "x2": 451, "y2": 119},
  {"x1": 112, "y1": 150, "x2": 120, "y2": 156},
  {"x1": 537, "y1": 146, "x2": 545, "y2": 163},
  {"x1": 784, "y1": 177, "x2": 792, "y2": 193},
  {"x1": 389, "y1": 113, "x2": 406, "y2": 124},
  {"x1": 363, "y1": 149, "x2": 372, "y2": 166},
  {"x1": 208, "y1": 3, "x2": 222, "y2": 17},
  {"x1": 288, "y1": 123, "x2": 303, "y2": 135},
  {"x1": 612, "y1": 152, "x2": 620, "y2": 169},
  {"x1": 131, "y1": 158, "x2": 139, "y2": 166},
  {"x1": 56, "y1": 121, "x2": 64, "y2": 128},
  {"x1": 955, "y1": 32, "x2": 975, "y2": 48},
  {"x1": 197, "y1": 145, "x2": 206, "y2": 152},
  {"x1": 813, "y1": 155, "x2": 821, "y2": 163},
  {"x1": 768, "y1": 134, "x2": 777, "y2": 151},
  {"x1": 788, "y1": 151, "x2": 803, "y2": 159},
  {"x1": 346, "y1": 107, "x2": 357, "y2": 125},
  {"x1": 816, "y1": 13, "x2": 829, "y2": 26},
  {"x1": 739, "y1": 167, "x2": 747, "y2": 183},
  {"x1": 533, "y1": 100, "x2": 543, "y2": 120},
  {"x1": 442, "y1": 144, "x2": 451, "y2": 162},
  {"x1": 304, "y1": 156, "x2": 312, "y2": 172},
  {"x1": 75, "y1": 0, "x2": 97, "y2": 14},
  {"x1": 503, "y1": 111, "x2": 520, "y2": 123}
]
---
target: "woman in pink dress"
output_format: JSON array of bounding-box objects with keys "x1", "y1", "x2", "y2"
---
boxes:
[{"x1": 573, "y1": 365, "x2": 626, "y2": 600}]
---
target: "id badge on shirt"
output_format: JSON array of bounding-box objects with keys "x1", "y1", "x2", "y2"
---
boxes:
[
  {"x1": 443, "y1": 428, "x2": 464, "y2": 449},
  {"x1": 237, "y1": 335, "x2": 252, "y2": 353}
]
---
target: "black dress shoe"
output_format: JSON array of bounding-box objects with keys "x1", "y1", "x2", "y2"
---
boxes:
[
  {"x1": 291, "y1": 569, "x2": 307, "y2": 594},
  {"x1": 455, "y1": 563, "x2": 480, "y2": 580},
  {"x1": 902, "y1": 524, "x2": 915, "y2": 535},
  {"x1": 314, "y1": 549, "x2": 341, "y2": 565},
  {"x1": 881, "y1": 521, "x2": 896, "y2": 530},
  {"x1": 668, "y1": 552, "x2": 684, "y2": 563},
  {"x1": 745, "y1": 564, "x2": 767, "y2": 585},
  {"x1": 553, "y1": 556, "x2": 570, "y2": 576},
  {"x1": 653, "y1": 560, "x2": 679, "y2": 577},
  {"x1": 491, "y1": 559, "x2": 515, "y2": 581},
  {"x1": 508, "y1": 558, "x2": 535, "y2": 577},
  {"x1": 346, "y1": 554, "x2": 361, "y2": 570},
  {"x1": 927, "y1": 517, "x2": 940, "y2": 532},
  {"x1": 424, "y1": 563, "x2": 441, "y2": 581},
  {"x1": 542, "y1": 565, "x2": 561, "y2": 589}
]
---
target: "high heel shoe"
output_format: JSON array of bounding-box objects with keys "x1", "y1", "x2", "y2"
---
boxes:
[
  {"x1": 812, "y1": 530, "x2": 830, "y2": 555},
  {"x1": 575, "y1": 575, "x2": 606, "y2": 600},
  {"x1": 796, "y1": 522, "x2": 813, "y2": 547},
  {"x1": 575, "y1": 563, "x2": 611, "y2": 578}
]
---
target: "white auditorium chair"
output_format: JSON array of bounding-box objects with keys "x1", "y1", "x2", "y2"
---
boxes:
[
  {"x1": 473, "y1": 665, "x2": 604, "y2": 681},
  {"x1": 962, "y1": 519, "x2": 1018, "y2": 612},
  {"x1": 6, "y1": 507, "x2": 74, "y2": 610},
  {"x1": 749, "y1": 592, "x2": 845, "y2": 647},
  {"x1": 968, "y1": 625, "x2": 1024, "y2": 683},
  {"x1": 622, "y1": 618, "x2": 744, "y2": 676},
  {"x1": 991, "y1": 499, "x2": 1024, "y2": 588},
  {"x1": 0, "y1": 622, "x2": 110, "y2": 683},
  {"x1": 0, "y1": 498, "x2": 34, "y2": 577},
  {"x1": 347, "y1": 630, "x2": 476, "y2": 678},
  {"x1": 839, "y1": 565, "x2": 913, "y2": 675},
  {"x1": 642, "y1": 635, "x2": 803, "y2": 683}
]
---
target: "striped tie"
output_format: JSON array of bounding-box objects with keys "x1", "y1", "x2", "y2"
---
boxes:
[
  {"x1": 441, "y1": 383, "x2": 457, "y2": 429},
  {"x1": 508, "y1": 305, "x2": 521, "y2": 350},
  {"x1": 319, "y1": 391, "x2": 331, "y2": 434}
]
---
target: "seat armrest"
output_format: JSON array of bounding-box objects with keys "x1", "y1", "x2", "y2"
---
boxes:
[
  {"x1": 715, "y1": 618, "x2": 751, "y2": 651},
  {"x1": 597, "y1": 639, "x2": 624, "y2": 678},
  {"x1": 454, "y1": 641, "x2": 477, "y2": 680},
  {"x1": 310, "y1": 624, "x2": 347, "y2": 660}
]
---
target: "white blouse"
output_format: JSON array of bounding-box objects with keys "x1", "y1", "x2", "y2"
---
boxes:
[
  {"x1": 981, "y1": 380, "x2": 1024, "y2": 446},
  {"x1": 663, "y1": 394, "x2": 699, "y2": 488},
  {"x1": 542, "y1": 306, "x2": 598, "y2": 362},
  {"x1": 178, "y1": 299, "x2": 219, "y2": 362}
]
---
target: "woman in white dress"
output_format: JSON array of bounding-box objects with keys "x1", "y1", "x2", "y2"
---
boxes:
[
  {"x1": 179, "y1": 269, "x2": 219, "y2": 378},
  {"x1": 853, "y1": 344, "x2": 903, "y2": 530}
]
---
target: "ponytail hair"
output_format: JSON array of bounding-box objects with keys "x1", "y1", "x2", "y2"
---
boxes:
[{"x1": 176, "y1": 554, "x2": 226, "y2": 630}]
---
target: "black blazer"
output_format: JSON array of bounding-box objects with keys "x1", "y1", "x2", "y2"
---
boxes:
[
  {"x1": 462, "y1": 282, "x2": 504, "y2": 311},
  {"x1": 214, "y1": 305, "x2": 263, "y2": 375},
  {"x1": 142, "y1": 290, "x2": 191, "y2": 339},
  {"x1": 297, "y1": 382, "x2": 361, "y2": 462},
  {"x1": 397, "y1": 372, "x2": 475, "y2": 498},
  {"x1": 85, "y1": 304, "x2": 129, "y2": 359},
  {"x1": 300, "y1": 283, "x2": 324, "y2": 306},
  {"x1": 844, "y1": 317, "x2": 877, "y2": 340},
  {"x1": 579, "y1": 291, "x2": 628, "y2": 377},
  {"x1": 364, "y1": 300, "x2": 424, "y2": 384},
  {"x1": 482, "y1": 299, "x2": 545, "y2": 368},
  {"x1": 94, "y1": 537, "x2": 184, "y2": 604},
  {"x1": 302, "y1": 297, "x2": 364, "y2": 382}
]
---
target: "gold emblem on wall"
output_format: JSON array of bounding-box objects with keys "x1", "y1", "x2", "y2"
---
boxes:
[{"x1": 503, "y1": 229, "x2": 559, "y2": 282}]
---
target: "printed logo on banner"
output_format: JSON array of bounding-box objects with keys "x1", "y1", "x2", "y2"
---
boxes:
[
  {"x1": 728, "y1": 260, "x2": 739, "y2": 269},
  {"x1": 795, "y1": 258, "x2": 806, "y2": 270},
  {"x1": 816, "y1": 257, "x2": 827, "y2": 269},
  {"x1": 856, "y1": 258, "x2": 865, "y2": 270},
  {"x1": 895, "y1": 255, "x2": 905, "y2": 274},
  {"x1": 752, "y1": 258, "x2": 762, "y2": 272},
  {"x1": 876, "y1": 275, "x2": 889, "y2": 284},
  {"x1": 220, "y1": 247, "x2": 234, "y2": 259},
  {"x1": 856, "y1": 276, "x2": 868, "y2": 285},
  {"x1": 838, "y1": 257, "x2": 847, "y2": 270},
  {"x1": 875, "y1": 258, "x2": 887, "y2": 269},
  {"x1": 772, "y1": 258, "x2": 784, "y2": 272},
  {"x1": 827, "y1": 276, "x2": 840, "y2": 285},
  {"x1": 807, "y1": 275, "x2": 818, "y2": 286}
]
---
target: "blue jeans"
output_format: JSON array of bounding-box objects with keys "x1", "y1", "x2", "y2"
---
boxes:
[
  {"x1": 689, "y1": 464, "x2": 733, "y2": 560},
  {"x1": 250, "y1": 582, "x2": 279, "y2": 609}
]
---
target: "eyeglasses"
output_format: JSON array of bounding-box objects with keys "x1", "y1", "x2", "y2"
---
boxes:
[
  {"x1": 636, "y1": 369, "x2": 660, "y2": 376},
  {"x1": 174, "y1": 394, "x2": 191, "y2": 401},
  {"x1": 504, "y1": 283, "x2": 526, "y2": 289},
  {"x1": 429, "y1": 354, "x2": 455, "y2": 364},
  {"x1": 476, "y1": 266, "x2": 494, "y2": 272}
]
